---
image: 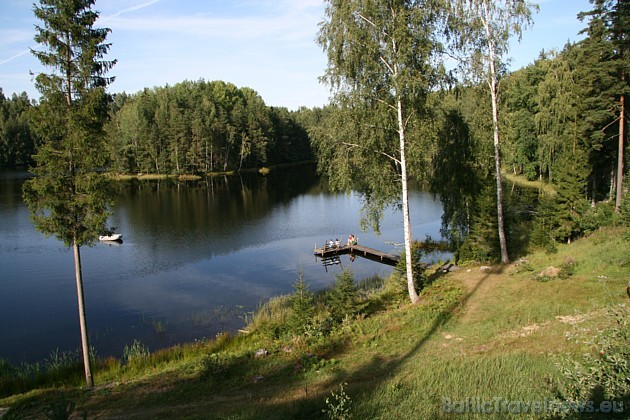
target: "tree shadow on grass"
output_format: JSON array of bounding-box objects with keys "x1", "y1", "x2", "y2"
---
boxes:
[
  {"x1": 224, "y1": 270, "x2": 496, "y2": 419},
  {"x1": 8, "y1": 271, "x2": 496, "y2": 419}
]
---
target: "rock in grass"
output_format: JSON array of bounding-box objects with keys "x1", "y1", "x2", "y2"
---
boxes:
[{"x1": 254, "y1": 348, "x2": 269, "y2": 358}]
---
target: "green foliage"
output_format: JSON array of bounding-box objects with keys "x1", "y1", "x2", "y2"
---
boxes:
[
  {"x1": 554, "y1": 305, "x2": 630, "y2": 416},
  {"x1": 394, "y1": 241, "x2": 429, "y2": 293},
  {"x1": 197, "y1": 352, "x2": 237, "y2": 383},
  {"x1": 558, "y1": 257, "x2": 578, "y2": 279},
  {"x1": 289, "y1": 273, "x2": 315, "y2": 335},
  {"x1": 22, "y1": 0, "x2": 116, "y2": 388},
  {"x1": 0, "y1": 90, "x2": 35, "y2": 167},
  {"x1": 246, "y1": 295, "x2": 292, "y2": 340},
  {"x1": 323, "y1": 382, "x2": 352, "y2": 420},
  {"x1": 123, "y1": 340, "x2": 150, "y2": 364},
  {"x1": 326, "y1": 270, "x2": 360, "y2": 324},
  {"x1": 105, "y1": 80, "x2": 312, "y2": 175}
]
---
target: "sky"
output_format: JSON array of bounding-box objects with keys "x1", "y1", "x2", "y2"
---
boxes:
[{"x1": 1, "y1": 0, "x2": 592, "y2": 110}]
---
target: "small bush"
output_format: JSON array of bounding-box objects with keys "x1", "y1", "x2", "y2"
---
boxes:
[
  {"x1": 558, "y1": 257, "x2": 578, "y2": 279},
  {"x1": 323, "y1": 382, "x2": 352, "y2": 419},
  {"x1": 197, "y1": 352, "x2": 237, "y2": 383},
  {"x1": 580, "y1": 201, "x2": 615, "y2": 234},
  {"x1": 46, "y1": 349, "x2": 80, "y2": 374},
  {"x1": 394, "y1": 240, "x2": 431, "y2": 292},
  {"x1": 247, "y1": 295, "x2": 291, "y2": 340},
  {"x1": 326, "y1": 270, "x2": 359, "y2": 323},
  {"x1": 553, "y1": 304, "x2": 630, "y2": 417},
  {"x1": 46, "y1": 392, "x2": 76, "y2": 420},
  {"x1": 289, "y1": 273, "x2": 315, "y2": 335},
  {"x1": 123, "y1": 340, "x2": 149, "y2": 365}
]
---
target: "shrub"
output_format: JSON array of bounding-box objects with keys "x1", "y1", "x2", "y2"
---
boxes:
[
  {"x1": 394, "y1": 240, "x2": 430, "y2": 293},
  {"x1": 323, "y1": 382, "x2": 352, "y2": 419},
  {"x1": 553, "y1": 304, "x2": 630, "y2": 417},
  {"x1": 246, "y1": 295, "x2": 291, "y2": 340},
  {"x1": 197, "y1": 352, "x2": 237, "y2": 383},
  {"x1": 579, "y1": 201, "x2": 615, "y2": 234},
  {"x1": 289, "y1": 272, "x2": 315, "y2": 335},
  {"x1": 326, "y1": 270, "x2": 359, "y2": 323},
  {"x1": 558, "y1": 257, "x2": 578, "y2": 279},
  {"x1": 123, "y1": 340, "x2": 150, "y2": 365},
  {"x1": 46, "y1": 392, "x2": 76, "y2": 420}
]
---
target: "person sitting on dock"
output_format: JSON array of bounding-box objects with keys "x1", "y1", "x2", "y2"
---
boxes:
[
  {"x1": 335, "y1": 238, "x2": 340, "y2": 248},
  {"x1": 328, "y1": 239, "x2": 334, "y2": 249},
  {"x1": 347, "y1": 234, "x2": 357, "y2": 246}
]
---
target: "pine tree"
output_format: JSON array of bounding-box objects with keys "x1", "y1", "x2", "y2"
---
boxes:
[
  {"x1": 576, "y1": 0, "x2": 628, "y2": 204},
  {"x1": 327, "y1": 270, "x2": 359, "y2": 324},
  {"x1": 289, "y1": 272, "x2": 315, "y2": 335},
  {"x1": 22, "y1": 0, "x2": 116, "y2": 388}
]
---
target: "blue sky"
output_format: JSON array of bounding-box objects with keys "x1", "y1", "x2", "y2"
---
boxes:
[{"x1": 1, "y1": 0, "x2": 592, "y2": 110}]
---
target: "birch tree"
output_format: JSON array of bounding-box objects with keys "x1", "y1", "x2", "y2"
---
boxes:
[
  {"x1": 316, "y1": 0, "x2": 444, "y2": 304},
  {"x1": 449, "y1": 0, "x2": 537, "y2": 263}
]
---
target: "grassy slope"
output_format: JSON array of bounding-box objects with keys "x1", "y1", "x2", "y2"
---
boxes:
[{"x1": 1, "y1": 227, "x2": 628, "y2": 419}]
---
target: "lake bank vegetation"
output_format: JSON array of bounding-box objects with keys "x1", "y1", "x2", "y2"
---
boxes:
[{"x1": 1, "y1": 226, "x2": 628, "y2": 418}]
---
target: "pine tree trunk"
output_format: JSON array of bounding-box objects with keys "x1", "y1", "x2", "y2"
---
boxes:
[
  {"x1": 616, "y1": 92, "x2": 624, "y2": 213},
  {"x1": 397, "y1": 97, "x2": 419, "y2": 304},
  {"x1": 73, "y1": 240, "x2": 94, "y2": 388}
]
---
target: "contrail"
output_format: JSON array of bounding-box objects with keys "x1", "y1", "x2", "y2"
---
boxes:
[
  {"x1": 0, "y1": 0, "x2": 160, "y2": 66},
  {"x1": 0, "y1": 50, "x2": 29, "y2": 66},
  {"x1": 99, "y1": 0, "x2": 160, "y2": 21}
]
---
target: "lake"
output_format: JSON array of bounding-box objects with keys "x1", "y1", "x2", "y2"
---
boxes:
[{"x1": 0, "y1": 166, "x2": 445, "y2": 364}]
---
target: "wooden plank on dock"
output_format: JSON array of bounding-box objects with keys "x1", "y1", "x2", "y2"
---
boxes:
[{"x1": 350, "y1": 244, "x2": 400, "y2": 264}]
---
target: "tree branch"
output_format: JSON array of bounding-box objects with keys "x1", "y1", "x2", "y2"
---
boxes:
[
  {"x1": 354, "y1": 11, "x2": 396, "y2": 76},
  {"x1": 341, "y1": 141, "x2": 401, "y2": 165}
]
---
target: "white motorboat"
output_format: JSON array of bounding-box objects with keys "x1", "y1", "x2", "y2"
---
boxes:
[{"x1": 99, "y1": 233, "x2": 122, "y2": 241}]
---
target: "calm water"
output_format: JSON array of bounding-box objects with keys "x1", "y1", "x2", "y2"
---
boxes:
[{"x1": 0, "y1": 166, "x2": 445, "y2": 364}]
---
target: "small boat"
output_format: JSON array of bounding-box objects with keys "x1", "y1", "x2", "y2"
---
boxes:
[{"x1": 99, "y1": 233, "x2": 122, "y2": 241}]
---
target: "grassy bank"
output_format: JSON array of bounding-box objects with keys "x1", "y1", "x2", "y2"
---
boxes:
[
  {"x1": 1, "y1": 227, "x2": 628, "y2": 419},
  {"x1": 503, "y1": 172, "x2": 556, "y2": 196},
  {"x1": 105, "y1": 160, "x2": 316, "y2": 181}
]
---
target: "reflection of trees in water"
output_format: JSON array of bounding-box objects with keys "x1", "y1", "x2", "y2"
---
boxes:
[{"x1": 111, "y1": 165, "x2": 320, "y2": 266}]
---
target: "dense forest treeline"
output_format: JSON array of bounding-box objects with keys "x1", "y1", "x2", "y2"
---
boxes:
[
  {"x1": 105, "y1": 80, "x2": 312, "y2": 174},
  {"x1": 0, "y1": 80, "x2": 312, "y2": 173}
]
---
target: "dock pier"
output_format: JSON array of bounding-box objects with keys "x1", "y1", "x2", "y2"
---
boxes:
[{"x1": 313, "y1": 244, "x2": 400, "y2": 266}]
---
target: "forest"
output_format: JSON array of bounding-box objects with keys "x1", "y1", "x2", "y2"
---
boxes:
[
  {"x1": 0, "y1": 80, "x2": 312, "y2": 174},
  {"x1": 0, "y1": 0, "x2": 627, "y2": 262}
]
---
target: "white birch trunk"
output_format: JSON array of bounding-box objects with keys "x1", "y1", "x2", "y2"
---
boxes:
[
  {"x1": 482, "y1": 5, "x2": 509, "y2": 264},
  {"x1": 397, "y1": 97, "x2": 420, "y2": 304}
]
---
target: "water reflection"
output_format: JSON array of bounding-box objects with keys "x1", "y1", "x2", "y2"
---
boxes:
[{"x1": 0, "y1": 166, "x2": 445, "y2": 364}]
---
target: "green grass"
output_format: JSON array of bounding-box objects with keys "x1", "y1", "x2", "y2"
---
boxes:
[
  {"x1": 503, "y1": 172, "x2": 556, "y2": 196},
  {"x1": 1, "y1": 227, "x2": 628, "y2": 419}
]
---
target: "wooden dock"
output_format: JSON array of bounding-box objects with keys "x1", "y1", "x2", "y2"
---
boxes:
[{"x1": 314, "y1": 244, "x2": 400, "y2": 266}]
